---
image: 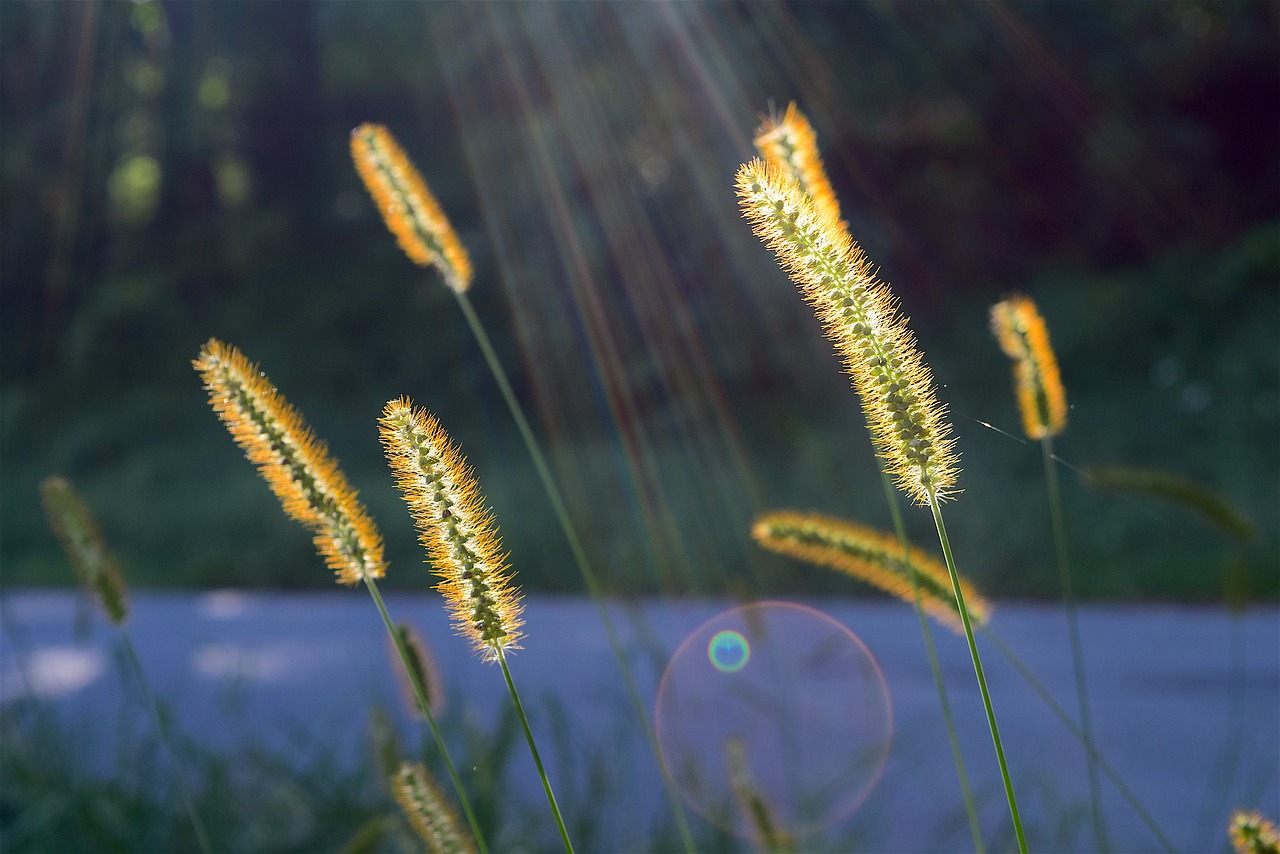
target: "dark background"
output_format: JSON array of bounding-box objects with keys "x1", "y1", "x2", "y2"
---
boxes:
[{"x1": 2, "y1": 0, "x2": 1277, "y2": 600}]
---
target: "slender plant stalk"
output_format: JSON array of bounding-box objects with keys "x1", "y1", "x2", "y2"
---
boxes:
[
  {"x1": 1042, "y1": 435, "x2": 1107, "y2": 850},
  {"x1": 454, "y1": 289, "x2": 698, "y2": 852},
  {"x1": 928, "y1": 495, "x2": 1027, "y2": 854},
  {"x1": 364, "y1": 576, "x2": 489, "y2": 854},
  {"x1": 118, "y1": 631, "x2": 212, "y2": 854},
  {"x1": 497, "y1": 648, "x2": 573, "y2": 853},
  {"x1": 881, "y1": 473, "x2": 984, "y2": 853},
  {"x1": 981, "y1": 629, "x2": 1176, "y2": 853}
]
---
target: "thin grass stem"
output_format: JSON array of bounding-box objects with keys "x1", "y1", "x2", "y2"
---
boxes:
[
  {"x1": 364, "y1": 575, "x2": 489, "y2": 854},
  {"x1": 496, "y1": 647, "x2": 573, "y2": 853},
  {"x1": 1042, "y1": 435, "x2": 1108, "y2": 850},
  {"x1": 981, "y1": 629, "x2": 1176, "y2": 853},
  {"x1": 117, "y1": 630, "x2": 211, "y2": 854},
  {"x1": 881, "y1": 473, "x2": 985, "y2": 853},
  {"x1": 928, "y1": 494, "x2": 1027, "y2": 853},
  {"x1": 454, "y1": 289, "x2": 697, "y2": 852}
]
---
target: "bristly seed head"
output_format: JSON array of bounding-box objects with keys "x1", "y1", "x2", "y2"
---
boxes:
[
  {"x1": 40, "y1": 476, "x2": 130, "y2": 625},
  {"x1": 752, "y1": 510, "x2": 990, "y2": 633},
  {"x1": 393, "y1": 761, "x2": 477, "y2": 854},
  {"x1": 193, "y1": 338, "x2": 386, "y2": 585},
  {"x1": 736, "y1": 158, "x2": 959, "y2": 504},
  {"x1": 379, "y1": 397, "x2": 523, "y2": 661},
  {"x1": 754, "y1": 101, "x2": 844, "y2": 234},
  {"x1": 1229, "y1": 809, "x2": 1280, "y2": 854},
  {"x1": 350, "y1": 123, "x2": 473, "y2": 294},
  {"x1": 990, "y1": 294, "x2": 1067, "y2": 440}
]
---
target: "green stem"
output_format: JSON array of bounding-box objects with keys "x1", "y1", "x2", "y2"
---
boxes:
[
  {"x1": 455, "y1": 290, "x2": 697, "y2": 852},
  {"x1": 1042, "y1": 436, "x2": 1107, "y2": 851},
  {"x1": 928, "y1": 495, "x2": 1027, "y2": 853},
  {"x1": 118, "y1": 630, "x2": 212, "y2": 854},
  {"x1": 497, "y1": 648, "x2": 574, "y2": 853},
  {"x1": 364, "y1": 576, "x2": 489, "y2": 854},
  {"x1": 981, "y1": 629, "x2": 1176, "y2": 853},
  {"x1": 881, "y1": 473, "x2": 984, "y2": 853}
]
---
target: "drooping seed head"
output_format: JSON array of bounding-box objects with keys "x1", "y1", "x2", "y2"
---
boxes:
[
  {"x1": 194, "y1": 339, "x2": 386, "y2": 585},
  {"x1": 379, "y1": 397, "x2": 523, "y2": 660},
  {"x1": 391, "y1": 620, "x2": 446, "y2": 718},
  {"x1": 989, "y1": 294, "x2": 1067, "y2": 440},
  {"x1": 753, "y1": 101, "x2": 843, "y2": 232},
  {"x1": 752, "y1": 510, "x2": 990, "y2": 633},
  {"x1": 40, "y1": 476, "x2": 129, "y2": 625},
  {"x1": 393, "y1": 761, "x2": 477, "y2": 854},
  {"x1": 350, "y1": 123, "x2": 473, "y2": 293},
  {"x1": 736, "y1": 158, "x2": 959, "y2": 504}
]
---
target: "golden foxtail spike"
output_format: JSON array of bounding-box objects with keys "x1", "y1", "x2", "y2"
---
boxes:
[
  {"x1": 351, "y1": 123, "x2": 473, "y2": 293},
  {"x1": 379, "y1": 397, "x2": 523, "y2": 660},
  {"x1": 753, "y1": 510, "x2": 990, "y2": 633},
  {"x1": 736, "y1": 158, "x2": 958, "y2": 504},
  {"x1": 990, "y1": 294, "x2": 1067, "y2": 440},
  {"x1": 193, "y1": 339, "x2": 386, "y2": 585}
]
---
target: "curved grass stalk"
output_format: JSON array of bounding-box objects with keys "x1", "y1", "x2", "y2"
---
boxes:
[
  {"x1": 880, "y1": 474, "x2": 984, "y2": 854},
  {"x1": 118, "y1": 631, "x2": 213, "y2": 854},
  {"x1": 981, "y1": 629, "x2": 1176, "y2": 853},
  {"x1": 1043, "y1": 435, "x2": 1107, "y2": 851},
  {"x1": 929, "y1": 495, "x2": 1027, "y2": 854},
  {"x1": 497, "y1": 648, "x2": 573, "y2": 853}
]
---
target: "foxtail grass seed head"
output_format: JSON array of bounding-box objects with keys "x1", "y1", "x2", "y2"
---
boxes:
[
  {"x1": 1231, "y1": 809, "x2": 1280, "y2": 854},
  {"x1": 40, "y1": 476, "x2": 129, "y2": 625},
  {"x1": 350, "y1": 123, "x2": 473, "y2": 293},
  {"x1": 194, "y1": 339, "x2": 386, "y2": 585},
  {"x1": 392, "y1": 620, "x2": 446, "y2": 718},
  {"x1": 736, "y1": 159, "x2": 958, "y2": 504},
  {"x1": 754, "y1": 101, "x2": 843, "y2": 232},
  {"x1": 1084, "y1": 464, "x2": 1255, "y2": 541},
  {"x1": 752, "y1": 510, "x2": 990, "y2": 633},
  {"x1": 989, "y1": 295, "x2": 1067, "y2": 439},
  {"x1": 379, "y1": 398, "x2": 523, "y2": 660},
  {"x1": 393, "y1": 761, "x2": 477, "y2": 854}
]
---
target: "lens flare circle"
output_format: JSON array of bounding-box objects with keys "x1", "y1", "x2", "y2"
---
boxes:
[
  {"x1": 654, "y1": 601, "x2": 892, "y2": 844},
  {"x1": 707, "y1": 629, "x2": 749, "y2": 672}
]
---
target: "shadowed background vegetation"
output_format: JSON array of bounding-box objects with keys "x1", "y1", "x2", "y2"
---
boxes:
[{"x1": 2, "y1": 0, "x2": 1277, "y2": 601}]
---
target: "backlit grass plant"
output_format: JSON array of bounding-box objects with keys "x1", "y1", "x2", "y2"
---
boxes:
[
  {"x1": 753, "y1": 102, "x2": 986, "y2": 851},
  {"x1": 990, "y1": 293, "x2": 1107, "y2": 850},
  {"x1": 736, "y1": 155, "x2": 1026, "y2": 851},
  {"x1": 39, "y1": 476, "x2": 211, "y2": 854},
  {"x1": 193, "y1": 339, "x2": 487, "y2": 853},
  {"x1": 351, "y1": 121, "x2": 696, "y2": 851},
  {"x1": 378, "y1": 396, "x2": 572, "y2": 853}
]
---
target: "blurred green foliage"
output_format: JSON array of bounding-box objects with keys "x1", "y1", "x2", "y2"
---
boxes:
[{"x1": 1, "y1": 1, "x2": 1276, "y2": 600}]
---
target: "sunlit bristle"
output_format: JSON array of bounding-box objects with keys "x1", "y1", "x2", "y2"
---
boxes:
[
  {"x1": 754, "y1": 101, "x2": 844, "y2": 232},
  {"x1": 990, "y1": 295, "x2": 1067, "y2": 440},
  {"x1": 393, "y1": 761, "x2": 477, "y2": 854},
  {"x1": 753, "y1": 510, "x2": 990, "y2": 632},
  {"x1": 350, "y1": 123, "x2": 473, "y2": 293},
  {"x1": 194, "y1": 338, "x2": 386, "y2": 585},
  {"x1": 40, "y1": 476, "x2": 130, "y2": 626},
  {"x1": 379, "y1": 397, "x2": 523, "y2": 660},
  {"x1": 736, "y1": 158, "x2": 959, "y2": 504}
]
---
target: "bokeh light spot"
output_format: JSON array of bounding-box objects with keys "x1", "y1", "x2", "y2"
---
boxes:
[
  {"x1": 707, "y1": 629, "x2": 749, "y2": 672},
  {"x1": 655, "y1": 601, "x2": 892, "y2": 844}
]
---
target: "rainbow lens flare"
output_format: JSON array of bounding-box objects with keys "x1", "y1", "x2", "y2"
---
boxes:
[{"x1": 654, "y1": 601, "x2": 892, "y2": 844}]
